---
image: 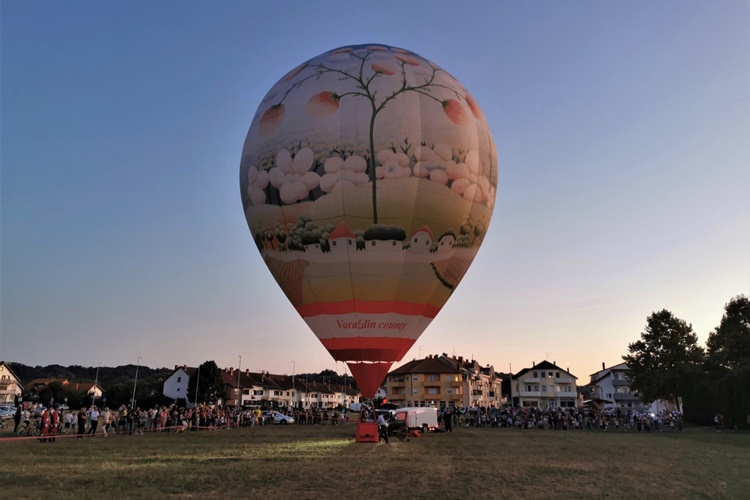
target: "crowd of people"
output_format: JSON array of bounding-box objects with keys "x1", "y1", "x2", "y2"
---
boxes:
[
  {"x1": 11, "y1": 401, "x2": 691, "y2": 443},
  {"x1": 12, "y1": 403, "x2": 351, "y2": 441},
  {"x1": 440, "y1": 405, "x2": 684, "y2": 432}
]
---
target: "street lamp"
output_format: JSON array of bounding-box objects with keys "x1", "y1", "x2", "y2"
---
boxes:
[
  {"x1": 131, "y1": 356, "x2": 142, "y2": 407},
  {"x1": 92, "y1": 362, "x2": 101, "y2": 407},
  {"x1": 237, "y1": 355, "x2": 242, "y2": 407}
]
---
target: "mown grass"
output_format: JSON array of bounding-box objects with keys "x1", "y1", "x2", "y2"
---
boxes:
[{"x1": 0, "y1": 424, "x2": 748, "y2": 499}]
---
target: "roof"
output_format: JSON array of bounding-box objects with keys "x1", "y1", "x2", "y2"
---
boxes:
[
  {"x1": 329, "y1": 221, "x2": 356, "y2": 239},
  {"x1": 513, "y1": 360, "x2": 577, "y2": 380},
  {"x1": 589, "y1": 362, "x2": 628, "y2": 378},
  {"x1": 389, "y1": 356, "x2": 461, "y2": 376},
  {"x1": 0, "y1": 362, "x2": 24, "y2": 389},
  {"x1": 410, "y1": 225, "x2": 434, "y2": 239}
]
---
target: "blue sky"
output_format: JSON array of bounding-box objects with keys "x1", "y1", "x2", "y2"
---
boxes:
[{"x1": 2, "y1": 0, "x2": 748, "y2": 381}]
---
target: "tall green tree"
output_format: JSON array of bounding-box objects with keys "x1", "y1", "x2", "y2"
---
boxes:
[
  {"x1": 187, "y1": 361, "x2": 225, "y2": 405},
  {"x1": 623, "y1": 309, "x2": 704, "y2": 407},
  {"x1": 705, "y1": 295, "x2": 750, "y2": 370}
]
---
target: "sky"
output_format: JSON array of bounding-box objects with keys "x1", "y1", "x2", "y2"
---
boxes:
[{"x1": 2, "y1": 1, "x2": 748, "y2": 383}]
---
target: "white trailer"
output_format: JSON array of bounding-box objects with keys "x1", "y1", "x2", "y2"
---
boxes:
[{"x1": 392, "y1": 407, "x2": 438, "y2": 432}]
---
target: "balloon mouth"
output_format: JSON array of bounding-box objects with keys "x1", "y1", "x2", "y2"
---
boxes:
[{"x1": 346, "y1": 361, "x2": 396, "y2": 399}]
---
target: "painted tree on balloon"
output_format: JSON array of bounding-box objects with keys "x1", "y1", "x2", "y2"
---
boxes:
[{"x1": 256, "y1": 47, "x2": 483, "y2": 225}]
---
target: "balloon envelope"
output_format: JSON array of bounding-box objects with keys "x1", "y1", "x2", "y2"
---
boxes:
[{"x1": 240, "y1": 44, "x2": 497, "y2": 398}]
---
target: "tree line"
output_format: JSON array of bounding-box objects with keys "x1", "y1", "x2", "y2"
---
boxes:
[{"x1": 624, "y1": 295, "x2": 749, "y2": 426}]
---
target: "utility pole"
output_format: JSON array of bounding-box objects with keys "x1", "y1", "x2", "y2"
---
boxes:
[
  {"x1": 194, "y1": 364, "x2": 201, "y2": 408},
  {"x1": 92, "y1": 362, "x2": 101, "y2": 407},
  {"x1": 237, "y1": 356, "x2": 242, "y2": 407},
  {"x1": 291, "y1": 360, "x2": 296, "y2": 409},
  {"x1": 131, "y1": 356, "x2": 142, "y2": 407},
  {"x1": 509, "y1": 362, "x2": 513, "y2": 408}
]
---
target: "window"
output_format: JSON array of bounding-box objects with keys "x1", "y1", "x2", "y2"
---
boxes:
[
  {"x1": 253, "y1": 390, "x2": 263, "y2": 396},
  {"x1": 548, "y1": 372, "x2": 553, "y2": 377},
  {"x1": 412, "y1": 376, "x2": 418, "y2": 381},
  {"x1": 414, "y1": 237, "x2": 418, "y2": 243},
  {"x1": 177, "y1": 388, "x2": 180, "y2": 392},
  {"x1": 428, "y1": 375, "x2": 439, "y2": 382},
  {"x1": 371, "y1": 241, "x2": 376, "y2": 246},
  {"x1": 526, "y1": 385, "x2": 532, "y2": 392},
  {"x1": 412, "y1": 388, "x2": 418, "y2": 395},
  {"x1": 541, "y1": 385, "x2": 546, "y2": 392},
  {"x1": 533, "y1": 371, "x2": 538, "y2": 378},
  {"x1": 332, "y1": 240, "x2": 337, "y2": 247},
  {"x1": 555, "y1": 372, "x2": 560, "y2": 378},
  {"x1": 446, "y1": 388, "x2": 452, "y2": 394},
  {"x1": 177, "y1": 376, "x2": 182, "y2": 383},
  {"x1": 427, "y1": 388, "x2": 438, "y2": 395}
]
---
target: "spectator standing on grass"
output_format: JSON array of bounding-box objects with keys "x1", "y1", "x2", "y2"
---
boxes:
[
  {"x1": 444, "y1": 408, "x2": 453, "y2": 433},
  {"x1": 101, "y1": 407, "x2": 111, "y2": 437},
  {"x1": 64, "y1": 410, "x2": 75, "y2": 432},
  {"x1": 88, "y1": 406, "x2": 100, "y2": 435},
  {"x1": 77, "y1": 407, "x2": 87, "y2": 438},
  {"x1": 377, "y1": 412, "x2": 389, "y2": 444},
  {"x1": 39, "y1": 406, "x2": 51, "y2": 443},
  {"x1": 49, "y1": 406, "x2": 59, "y2": 442},
  {"x1": 14, "y1": 406, "x2": 22, "y2": 433}
]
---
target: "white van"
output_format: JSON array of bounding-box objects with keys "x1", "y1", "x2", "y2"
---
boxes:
[{"x1": 392, "y1": 407, "x2": 438, "y2": 432}]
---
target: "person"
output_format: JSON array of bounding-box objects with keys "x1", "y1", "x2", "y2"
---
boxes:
[
  {"x1": 377, "y1": 412, "x2": 389, "y2": 444},
  {"x1": 13, "y1": 406, "x2": 22, "y2": 434},
  {"x1": 39, "y1": 406, "x2": 51, "y2": 443},
  {"x1": 101, "y1": 407, "x2": 111, "y2": 437},
  {"x1": 49, "y1": 406, "x2": 60, "y2": 442},
  {"x1": 88, "y1": 406, "x2": 100, "y2": 435},
  {"x1": 77, "y1": 407, "x2": 87, "y2": 438},
  {"x1": 444, "y1": 407, "x2": 453, "y2": 433}
]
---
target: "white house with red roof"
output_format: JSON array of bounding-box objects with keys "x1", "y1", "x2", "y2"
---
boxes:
[
  {"x1": 328, "y1": 221, "x2": 357, "y2": 253},
  {"x1": 409, "y1": 225, "x2": 434, "y2": 253}
]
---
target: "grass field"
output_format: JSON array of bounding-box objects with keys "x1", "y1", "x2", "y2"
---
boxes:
[{"x1": 1, "y1": 424, "x2": 748, "y2": 499}]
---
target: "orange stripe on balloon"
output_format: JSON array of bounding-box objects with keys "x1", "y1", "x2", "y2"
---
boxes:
[{"x1": 297, "y1": 300, "x2": 440, "y2": 318}]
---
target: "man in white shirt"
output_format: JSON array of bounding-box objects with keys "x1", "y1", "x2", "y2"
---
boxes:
[{"x1": 88, "y1": 406, "x2": 100, "y2": 435}]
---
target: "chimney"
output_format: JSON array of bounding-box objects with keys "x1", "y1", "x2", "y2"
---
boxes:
[
  {"x1": 183, "y1": 365, "x2": 187, "y2": 370},
  {"x1": 246, "y1": 369, "x2": 249, "y2": 376},
  {"x1": 175, "y1": 365, "x2": 178, "y2": 370},
  {"x1": 602, "y1": 362, "x2": 606, "y2": 370}
]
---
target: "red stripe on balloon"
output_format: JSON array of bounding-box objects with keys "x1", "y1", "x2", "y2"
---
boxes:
[
  {"x1": 297, "y1": 300, "x2": 440, "y2": 318},
  {"x1": 320, "y1": 337, "x2": 415, "y2": 363}
]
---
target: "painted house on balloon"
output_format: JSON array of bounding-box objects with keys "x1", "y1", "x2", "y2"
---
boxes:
[
  {"x1": 329, "y1": 221, "x2": 357, "y2": 253},
  {"x1": 409, "y1": 225, "x2": 434, "y2": 253}
]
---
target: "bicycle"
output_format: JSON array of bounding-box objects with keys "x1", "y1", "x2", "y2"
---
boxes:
[{"x1": 16, "y1": 419, "x2": 40, "y2": 437}]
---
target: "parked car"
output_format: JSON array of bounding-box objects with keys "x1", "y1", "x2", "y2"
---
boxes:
[
  {"x1": 33, "y1": 406, "x2": 47, "y2": 417},
  {"x1": 57, "y1": 404, "x2": 69, "y2": 410},
  {"x1": 263, "y1": 411, "x2": 295, "y2": 425},
  {"x1": 0, "y1": 407, "x2": 15, "y2": 418}
]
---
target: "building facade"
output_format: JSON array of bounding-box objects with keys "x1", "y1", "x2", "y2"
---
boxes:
[
  {"x1": 0, "y1": 362, "x2": 23, "y2": 404},
  {"x1": 511, "y1": 360, "x2": 578, "y2": 409},
  {"x1": 385, "y1": 355, "x2": 503, "y2": 409}
]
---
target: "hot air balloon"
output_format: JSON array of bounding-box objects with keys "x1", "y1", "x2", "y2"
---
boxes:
[{"x1": 240, "y1": 44, "x2": 497, "y2": 399}]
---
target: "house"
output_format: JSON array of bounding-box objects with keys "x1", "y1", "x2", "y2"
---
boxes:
[
  {"x1": 328, "y1": 221, "x2": 356, "y2": 253},
  {"x1": 385, "y1": 354, "x2": 502, "y2": 409},
  {"x1": 163, "y1": 365, "x2": 197, "y2": 404},
  {"x1": 409, "y1": 225, "x2": 433, "y2": 252},
  {"x1": 0, "y1": 362, "x2": 24, "y2": 404},
  {"x1": 511, "y1": 360, "x2": 578, "y2": 409},
  {"x1": 74, "y1": 382, "x2": 105, "y2": 401},
  {"x1": 587, "y1": 362, "x2": 667, "y2": 413}
]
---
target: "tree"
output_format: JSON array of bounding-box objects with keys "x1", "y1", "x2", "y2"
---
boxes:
[
  {"x1": 623, "y1": 309, "x2": 704, "y2": 408},
  {"x1": 187, "y1": 361, "x2": 225, "y2": 406},
  {"x1": 705, "y1": 295, "x2": 750, "y2": 370}
]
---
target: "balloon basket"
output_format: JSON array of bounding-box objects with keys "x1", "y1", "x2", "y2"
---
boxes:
[{"x1": 355, "y1": 422, "x2": 379, "y2": 443}]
